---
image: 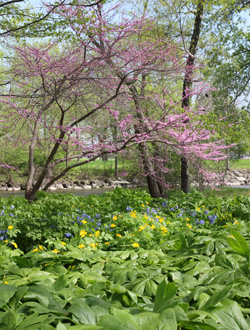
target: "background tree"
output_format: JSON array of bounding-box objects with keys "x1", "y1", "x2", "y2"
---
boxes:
[{"x1": 0, "y1": 2, "x2": 229, "y2": 200}]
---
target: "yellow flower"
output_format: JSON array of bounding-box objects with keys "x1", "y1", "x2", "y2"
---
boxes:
[
  {"x1": 8, "y1": 225, "x2": 13, "y2": 230},
  {"x1": 146, "y1": 201, "x2": 149, "y2": 204},
  {"x1": 230, "y1": 235, "x2": 235, "y2": 239},
  {"x1": 81, "y1": 220, "x2": 87, "y2": 224},
  {"x1": 159, "y1": 218, "x2": 164, "y2": 223},
  {"x1": 113, "y1": 215, "x2": 118, "y2": 220},
  {"x1": 78, "y1": 244, "x2": 85, "y2": 248},
  {"x1": 186, "y1": 218, "x2": 189, "y2": 221},
  {"x1": 80, "y1": 230, "x2": 87, "y2": 237},
  {"x1": 130, "y1": 212, "x2": 136, "y2": 218},
  {"x1": 142, "y1": 204, "x2": 145, "y2": 207},
  {"x1": 52, "y1": 249, "x2": 59, "y2": 254},
  {"x1": 61, "y1": 241, "x2": 66, "y2": 246},
  {"x1": 160, "y1": 226, "x2": 168, "y2": 233},
  {"x1": 234, "y1": 220, "x2": 239, "y2": 225},
  {"x1": 186, "y1": 224, "x2": 192, "y2": 229},
  {"x1": 90, "y1": 242, "x2": 98, "y2": 249},
  {"x1": 39, "y1": 245, "x2": 44, "y2": 250},
  {"x1": 139, "y1": 226, "x2": 145, "y2": 231},
  {"x1": 32, "y1": 248, "x2": 39, "y2": 252},
  {"x1": 110, "y1": 224, "x2": 116, "y2": 228},
  {"x1": 105, "y1": 242, "x2": 109, "y2": 245},
  {"x1": 118, "y1": 214, "x2": 123, "y2": 217},
  {"x1": 225, "y1": 225, "x2": 229, "y2": 228},
  {"x1": 167, "y1": 221, "x2": 170, "y2": 225},
  {"x1": 4, "y1": 239, "x2": 8, "y2": 244},
  {"x1": 196, "y1": 207, "x2": 200, "y2": 211},
  {"x1": 116, "y1": 234, "x2": 122, "y2": 238},
  {"x1": 89, "y1": 234, "x2": 92, "y2": 237},
  {"x1": 4, "y1": 281, "x2": 8, "y2": 285},
  {"x1": 132, "y1": 242, "x2": 140, "y2": 248},
  {"x1": 151, "y1": 225, "x2": 156, "y2": 229},
  {"x1": 10, "y1": 242, "x2": 17, "y2": 249},
  {"x1": 143, "y1": 214, "x2": 148, "y2": 220}
]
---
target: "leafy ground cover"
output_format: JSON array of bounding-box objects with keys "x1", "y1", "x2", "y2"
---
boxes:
[{"x1": 0, "y1": 188, "x2": 250, "y2": 329}]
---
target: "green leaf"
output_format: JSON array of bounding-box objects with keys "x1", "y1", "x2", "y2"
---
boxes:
[
  {"x1": 68, "y1": 326, "x2": 102, "y2": 330},
  {"x1": 99, "y1": 309, "x2": 141, "y2": 330},
  {"x1": 12, "y1": 256, "x2": 33, "y2": 268},
  {"x1": 11, "y1": 286, "x2": 29, "y2": 310},
  {"x1": 212, "y1": 299, "x2": 249, "y2": 330},
  {"x1": 52, "y1": 275, "x2": 67, "y2": 291},
  {"x1": 179, "y1": 320, "x2": 218, "y2": 330},
  {"x1": 201, "y1": 285, "x2": 232, "y2": 311},
  {"x1": 214, "y1": 254, "x2": 235, "y2": 269},
  {"x1": 153, "y1": 279, "x2": 178, "y2": 313},
  {"x1": 197, "y1": 293, "x2": 210, "y2": 310},
  {"x1": 226, "y1": 231, "x2": 250, "y2": 260},
  {"x1": 56, "y1": 322, "x2": 67, "y2": 330},
  {"x1": 15, "y1": 313, "x2": 49, "y2": 330},
  {"x1": 68, "y1": 299, "x2": 96, "y2": 325},
  {"x1": 1, "y1": 311, "x2": 16, "y2": 330},
  {"x1": 0, "y1": 284, "x2": 17, "y2": 309},
  {"x1": 160, "y1": 309, "x2": 177, "y2": 330}
]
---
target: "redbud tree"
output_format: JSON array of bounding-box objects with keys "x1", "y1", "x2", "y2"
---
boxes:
[{"x1": 0, "y1": 1, "x2": 228, "y2": 201}]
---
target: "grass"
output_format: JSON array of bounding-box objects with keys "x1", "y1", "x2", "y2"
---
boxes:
[
  {"x1": 230, "y1": 159, "x2": 250, "y2": 169},
  {"x1": 202, "y1": 187, "x2": 250, "y2": 198},
  {"x1": 63, "y1": 158, "x2": 135, "y2": 180}
]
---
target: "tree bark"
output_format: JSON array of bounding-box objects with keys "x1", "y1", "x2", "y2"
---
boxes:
[{"x1": 181, "y1": 0, "x2": 204, "y2": 193}]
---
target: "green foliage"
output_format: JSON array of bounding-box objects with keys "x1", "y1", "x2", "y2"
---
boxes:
[{"x1": 0, "y1": 189, "x2": 250, "y2": 329}]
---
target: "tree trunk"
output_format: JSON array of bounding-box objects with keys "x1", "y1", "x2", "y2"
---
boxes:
[
  {"x1": 101, "y1": 154, "x2": 109, "y2": 161},
  {"x1": 153, "y1": 142, "x2": 168, "y2": 198},
  {"x1": 138, "y1": 142, "x2": 161, "y2": 198},
  {"x1": 181, "y1": 0, "x2": 204, "y2": 193},
  {"x1": 181, "y1": 156, "x2": 189, "y2": 193},
  {"x1": 115, "y1": 156, "x2": 118, "y2": 178}
]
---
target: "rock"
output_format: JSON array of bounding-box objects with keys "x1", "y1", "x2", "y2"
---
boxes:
[
  {"x1": 233, "y1": 170, "x2": 241, "y2": 176},
  {"x1": 236, "y1": 177, "x2": 247, "y2": 182},
  {"x1": 225, "y1": 182, "x2": 241, "y2": 186},
  {"x1": 48, "y1": 186, "x2": 57, "y2": 191},
  {"x1": 72, "y1": 186, "x2": 82, "y2": 190},
  {"x1": 111, "y1": 180, "x2": 131, "y2": 188},
  {"x1": 54, "y1": 183, "x2": 64, "y2": 189},
  {"x1": 82, "y1": 185, "x2": 92, "y2": 189},
  {"x1": 7, "y1": 187, "x2": 20, "y2": 191}
]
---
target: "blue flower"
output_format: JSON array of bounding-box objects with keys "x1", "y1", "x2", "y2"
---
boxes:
[
  {"x1": 162, "y1": 202, "x2": 168, "y2": 207},
  {"x1": 95, "y1": 214, "x2": 100, "y2": 218},
  {"x1": 208, "y1": 215, "x2": 217, "y2": 224},
  {"x1": 200, "y1": 220, "x2": 205, "y2": 225},
  {"x1": 126, "y1": 206, "x2": 132, "y2": 211},
  {"x1": 170, "y1": 207, "x2": 174, "y2": 212},
  {"x1": 64, "y1": 233, "x2": 72, "y2": 238}
]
